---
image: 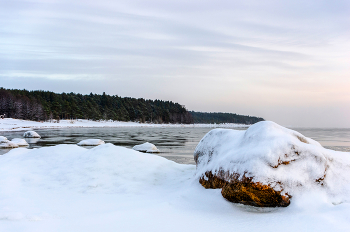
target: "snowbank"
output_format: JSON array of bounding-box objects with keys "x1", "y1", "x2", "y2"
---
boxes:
[
  {"x1": 23, "y1": 130, "x2": 41, "y2": 138},
  {"x1": 77, "y1": 139, "x2": 105, "y2": 146},
  {"x1": 0, "y1": 118, "x2": 249, "y2": 132},
  {"x1": 194, "y1": 121, "x2": 350, "y2": 206},
  {"x1": 133, "y1": 142, "x2": 160, "y2": 153},
  {"x1": 11, "y1": 138, "x2": 29, "y2": 147}
]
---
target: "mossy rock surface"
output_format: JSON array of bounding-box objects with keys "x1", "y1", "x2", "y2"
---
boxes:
[{"x1": 199, "y1": 171, "x2": 290, "y2": 207}]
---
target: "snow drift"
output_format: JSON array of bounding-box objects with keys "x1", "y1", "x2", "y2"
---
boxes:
[{"x1": 194, "y1": 121, "x2": 350, "y2": 206}]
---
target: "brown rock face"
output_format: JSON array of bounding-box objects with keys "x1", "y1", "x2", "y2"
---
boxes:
[{"x1": 199, "y1": 171, "x2": 290, "y2": 207}]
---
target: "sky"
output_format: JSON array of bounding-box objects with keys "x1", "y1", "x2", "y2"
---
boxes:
[{"x1": 0, "y1": 0, "x2": 349, "y2": 127}]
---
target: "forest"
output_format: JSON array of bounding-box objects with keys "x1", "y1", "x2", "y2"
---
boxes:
[
  {"x1": 190, "y1": 111, "x2": 264, "y2": 124},
  {"x1": 0, "y1": 88, "x2": 264, "y2": 124}
]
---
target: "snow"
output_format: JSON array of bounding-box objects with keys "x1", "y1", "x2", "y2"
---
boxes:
[
  {"x1": 194, "y1": 121, "x2": 350, "y2": 201},
  {"x1": 133, "y1": 142, "x2": 160, "y2": 153},
  {"x1": 77, "y1": 139, "x2": 105, "y2": 146},
  {"x1": 23, "y1": 130, "x2": 41, "y2": 138},
  {"x1": 0, "y1": 143, "x2": 349, "y2": 231},
  {"x1": 11, "y1": 138, "x2": 29, "y2": 147},
  {"x1": 0, "y1": 118, "x2": 249, "y2": 132}
]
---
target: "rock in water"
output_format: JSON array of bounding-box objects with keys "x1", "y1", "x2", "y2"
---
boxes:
[
  {"x1": 77, "y1": 139, "x2": 105, "y2": 146},
  {"x1": 0, "y1": 136, "x2": 9, "y2": 143},
  {"x1": 23, "y1": 131, "x2": 41, "y2": 138},
  {"x1": 133, "y1": 142, "x2": 160, "y2": 153},
  {"x1": 194, "y1": 121, "x2": 337, "y2": 207},
  {"x1": 11, "y1": 138, "x2": 29, "y2": 147},
  {"x1": 0, "y1": 136, "x2": 20, "y2": 149}
]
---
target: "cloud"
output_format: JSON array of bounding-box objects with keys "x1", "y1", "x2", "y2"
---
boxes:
[{"x1": 0, "y1": 0, "x2": 349, "y2": 126}]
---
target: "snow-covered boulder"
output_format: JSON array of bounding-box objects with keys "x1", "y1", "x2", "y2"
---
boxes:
[
  {"x1": 194, "y1": 121, "x2": 350, "y2": 207},
  {"x1": 133, "y1": 142, "x2": 160, "y2": 153},
  {"x1": 0, "y1": 141, "x2": 19, "y2": 148},
  {"x1": 0, "y1": 136, "x2": 19, "y2": 149},
  {"x1": 23, "y1": 130, "x2": 41, "y2": 138},
  {"x1": 77, "y1": 139, "x2": 105, "y2": 146},
  {"x1": 0, "y1": 136, "x2": 9, "y2": 143},
  {"x1": 11, "y1": 138, "x2": 29, "y2": 147}
]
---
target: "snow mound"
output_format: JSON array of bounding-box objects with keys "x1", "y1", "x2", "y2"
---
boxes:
[
  {"x1": 11, "y1": 138, "x2": 29, "y2": 147},
  {"x1": 0, "y1": 144, "x2": 188, "y2": 194},
  {"x1": 77, "y1": 139, "x2": 105, "y2": 146},
  {"x1": 0, "y1": 141, "x2": 19, "y2": 148},
  {"x1": 0, "y1": 136, "x2": 9, "y2": 143},
  {"x1": 194, "y1": 121, "x2": 350, "y2": 201},
  {"x1": 133, "y1": 142, "x2": 160, "y2": 153},
  {"x1": 23, "y1": 130, "x2": 41, "y2": 138}
]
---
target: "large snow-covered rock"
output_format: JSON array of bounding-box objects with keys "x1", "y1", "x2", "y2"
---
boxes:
[
  {"x1": 133, "y1": 142, "x2": 160, "y2": 153},
  {"x1": 11, "y1": 138, "x2": 29, "y2": 147},
  {"x1": 23, "y1": 130, "x2": 41, "y2": 138},
  {"x1": 77, "y1": 139, "x2": 105, "y2": 146},
  {"x1": 194, "y1": 121, "x2": 350, "y2": 207}
]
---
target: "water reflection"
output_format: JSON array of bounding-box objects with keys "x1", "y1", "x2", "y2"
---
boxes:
[{"x1": 25, "y1": 138, "x2": 40, "y2": 144}]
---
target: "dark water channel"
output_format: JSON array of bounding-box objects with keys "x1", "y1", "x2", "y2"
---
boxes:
[{"x1": 1, "y1": 127, "x2": 350, "y2": 164}]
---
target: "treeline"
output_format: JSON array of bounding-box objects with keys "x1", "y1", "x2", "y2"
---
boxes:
[
  {"x1": 0, "y1": 87, "x2": 264, "y2": 124},
  {"x1": 0, "y1": 88, "x2": 193, "y2": 123},
  {"x1": 190, "y1": 111, "x2": 264, "y2": 124}
]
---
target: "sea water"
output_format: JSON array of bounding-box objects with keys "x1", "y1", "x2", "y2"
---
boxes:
[{"x1": 1, "y1": 127, "x2": 350, "y2": 164}]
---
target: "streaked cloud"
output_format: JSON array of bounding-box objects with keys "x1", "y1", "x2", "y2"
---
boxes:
[{"x1": 0, "y1": 0, "x2": 349, "y2": 127}]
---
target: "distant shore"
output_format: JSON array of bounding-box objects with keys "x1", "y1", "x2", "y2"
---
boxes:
[{"x1": 0, "y1": 118, "x2": 250, "y2": 132}]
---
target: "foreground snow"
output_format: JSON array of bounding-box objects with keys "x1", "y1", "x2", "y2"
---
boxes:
[
  {"x1": 0, "y1": 144, "x2": 349, "y2": 232},
  {"x1": 0, "y1": 118, "x2": 249, "y2": 132}
]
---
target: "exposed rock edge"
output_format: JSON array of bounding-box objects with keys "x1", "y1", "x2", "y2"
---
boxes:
[{"x1": 199, "y1": 171, "x2": 290, "y2": 207}]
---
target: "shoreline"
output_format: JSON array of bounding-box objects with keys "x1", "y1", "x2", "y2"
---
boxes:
[{"x1": 0, "y1": 118, "x2": 250, "y2": 132}]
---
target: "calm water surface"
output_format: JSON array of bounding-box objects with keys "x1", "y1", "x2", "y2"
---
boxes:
[{"x1": 1, "y1": 127, "x2": 350, "y2": 164}]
